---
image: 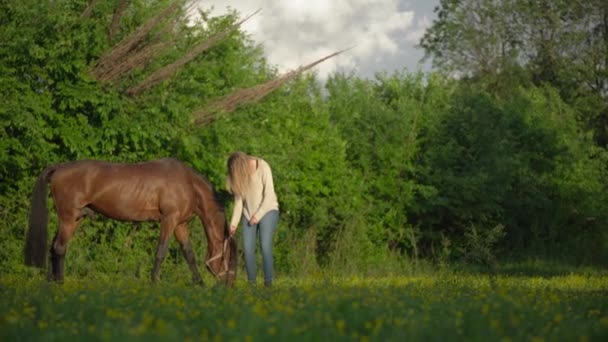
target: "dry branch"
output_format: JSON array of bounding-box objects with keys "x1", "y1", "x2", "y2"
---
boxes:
[
  {"x1": 92, "y1": 0, "x2": 183, "y2": 81},
  {"x1": 81, "y1": 0, "x2": 100, "y2": 18},
  {"x1": 97, "y1": 19, "x2": 179, "y2": 83},
  {"x1": 192, "y1": 47, "x2": 352, "y2": 126},
  {"x1": 109, "y1": 0, "x2": 130, "y2": 41},
  {"x1": 97, "y1": 40, "x2": 173, "y2": 83},
  {"x1": 125, "y1": 9, "x2": 261, "y2": 96}
]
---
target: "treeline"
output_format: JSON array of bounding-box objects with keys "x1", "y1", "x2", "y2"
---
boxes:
[{"x1": 1, "y1": 0, "x2": 606, "y2": 277}]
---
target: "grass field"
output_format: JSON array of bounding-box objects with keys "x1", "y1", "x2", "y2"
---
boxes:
[{"x1": 1, "y1": 271, "x2": 607, "y2": 341}]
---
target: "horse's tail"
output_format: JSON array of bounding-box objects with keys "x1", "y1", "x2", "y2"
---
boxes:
[{"x1": 24, "y1": 165, "x2": 57, "y2": 268}]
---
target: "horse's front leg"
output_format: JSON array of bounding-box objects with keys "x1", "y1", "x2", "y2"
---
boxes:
[
  {"x1": 151, "y1": 217, "x2": 176, "y2": 283},
  {"x1": 174, "y1": 223, "x2": 203, "y2": 285}
]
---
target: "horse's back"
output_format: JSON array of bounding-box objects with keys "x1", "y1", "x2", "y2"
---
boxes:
[
  {"x1": 52, "y1": 158, "x2": 188, "y2": 180},
  {"x1": 49, "y1": 158, "x2": 195, "y2": 222}
]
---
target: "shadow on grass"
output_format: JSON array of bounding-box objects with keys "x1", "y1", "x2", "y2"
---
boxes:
[{"x1": 453, "y1": 258, "x2": 608, "y2": 278}]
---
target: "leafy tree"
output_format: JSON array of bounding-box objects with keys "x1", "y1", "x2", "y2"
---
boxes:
[
  {"x1": 419, "y1": 0, "x2": 524, "y2": 78},
  {"x1": 326, "y1": 71, "x2": 452, "y2": 257},
  {"x1": 420, "y1": 0, "x2": 608, "y2": 146},
  {"x1": 415, "y1": 83, "x2": 608, "y2": 261}
]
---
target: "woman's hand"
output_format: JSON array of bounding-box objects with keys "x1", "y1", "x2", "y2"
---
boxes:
[
  {"x1": 229, "y1": 225, "x2": 237, "y2": 237},
  {"x1": 249, "y1": 215, "x2": 259, "y2": 225}
]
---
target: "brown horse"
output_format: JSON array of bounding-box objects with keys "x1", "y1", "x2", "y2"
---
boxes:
[{"x1": 24, "y1": 157, "x2": 236, "y2": 286}]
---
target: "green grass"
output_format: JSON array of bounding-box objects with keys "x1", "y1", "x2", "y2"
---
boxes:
[{"x1": 1, "y1": 271, "x2": 607, "y2": 341}]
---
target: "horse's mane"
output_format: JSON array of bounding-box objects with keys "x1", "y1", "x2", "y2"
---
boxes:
[{"x1": 181, "y1": 161, "x2": 231, "y2": 213}]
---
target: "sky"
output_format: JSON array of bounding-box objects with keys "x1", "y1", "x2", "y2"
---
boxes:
[{"x1": 193, "y1": 0, "x2": 439, "y2": 80}]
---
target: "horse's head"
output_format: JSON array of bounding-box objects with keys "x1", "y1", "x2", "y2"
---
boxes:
[
  {"x1": 223, "y1": 236, "x2": 237, "y2": 287},
  {"x1": 205, "y1": 235, "x2": 237, "y2": 287},
  {"x1": 192, "y1": 176, "x2": 237, "y2": 287}
]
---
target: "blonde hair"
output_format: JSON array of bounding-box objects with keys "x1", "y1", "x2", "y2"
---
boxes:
[{"x1": 226, "y1": 151, "x2": 251, "y2": 197}]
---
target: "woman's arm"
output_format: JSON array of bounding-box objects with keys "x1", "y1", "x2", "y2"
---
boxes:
[
  {"x1": 251, "y1": 161, "x2": 277, "y2": 221},
  {"x1": 230, "y1": 195, "x2": 243, "y2": 233}
]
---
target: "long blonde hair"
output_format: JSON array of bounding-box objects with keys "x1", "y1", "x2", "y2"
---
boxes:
[{"x1": 226, "y1": 151, "x2": 252, "y2": 197}]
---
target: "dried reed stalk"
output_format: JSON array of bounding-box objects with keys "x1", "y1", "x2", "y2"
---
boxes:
[
  {"x1": 109, "y1": 0, "x2": 130, "y2": 41},
  {"x1": 92, "y1": 0, "x2": 182, "y2": 81},
  {"x1": 125, "y1": 9, "x2": 261, "y2": 96},
  {"x1": 192, "y1": 48, "x2": 351, "y2": 126},
  {"x1": 81, "y1": 0, "x2": 100, "y2": 18},
  {"x1": 97, "y1": 18, "x2": 179, "y2": 83},
  {"x1": 97, "y1": 40, "x2": 173, "y2": 83}
]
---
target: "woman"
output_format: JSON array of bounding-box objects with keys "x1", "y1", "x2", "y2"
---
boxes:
[{"x1": 226, "y1": 151, "x2": 279, "y2": 287}]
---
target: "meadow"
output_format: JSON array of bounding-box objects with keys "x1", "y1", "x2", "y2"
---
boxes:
[
  {"x1": 1, "y1": 269, "x2": 607, "y2": 341},
  {"x1": 2, "y1": 2, "x2": 608, "y2": 341}
]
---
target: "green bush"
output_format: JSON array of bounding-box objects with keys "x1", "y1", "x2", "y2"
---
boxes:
[{"x1": 415, "y1": 84, "x2": 608, "y2": 261}]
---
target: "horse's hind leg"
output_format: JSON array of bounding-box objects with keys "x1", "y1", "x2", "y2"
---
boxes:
[
  {"x1": 174, "y1": 223, "x2": 203, "y2": 285},
  {"x1": 50, "y1": 213, "x2": 80, "y2": 282}
]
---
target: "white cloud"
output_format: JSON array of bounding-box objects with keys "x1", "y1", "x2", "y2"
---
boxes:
[
  {"x1": 195, "y1": 0, "x2": 432, "y2": 79},
  {"x1": 404, "y1": 15, "x2": 431, "y2": 44}
]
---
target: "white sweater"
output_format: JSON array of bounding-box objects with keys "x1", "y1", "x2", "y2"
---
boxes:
[{"x1": 229, "y1": 159, "x2": 279, "y2": 228}]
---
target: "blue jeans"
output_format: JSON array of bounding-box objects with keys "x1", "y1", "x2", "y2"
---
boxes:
[{"x1": 241, "y1": 210, "x2": 279, "y2": 285}]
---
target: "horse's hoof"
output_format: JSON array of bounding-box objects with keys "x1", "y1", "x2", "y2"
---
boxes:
[{"x1": 47, "y1": 273, "x2": 64, "y2": 283}]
